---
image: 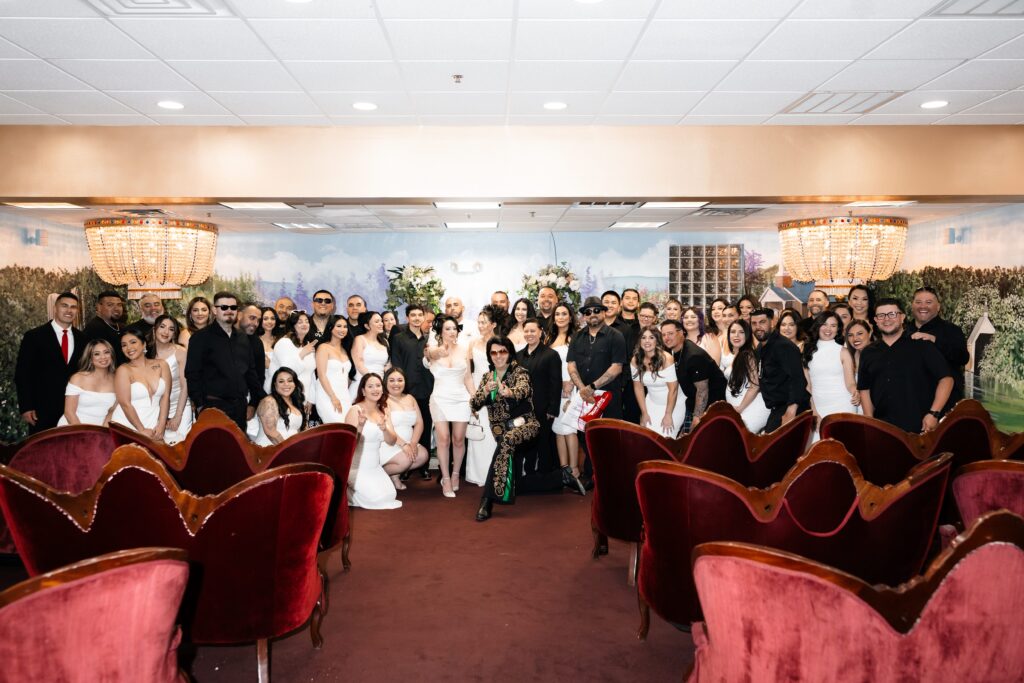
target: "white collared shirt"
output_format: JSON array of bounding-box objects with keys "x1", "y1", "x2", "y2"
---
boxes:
[{"x1": 51, "y1": 319, "x2": 74, "y2": 363}]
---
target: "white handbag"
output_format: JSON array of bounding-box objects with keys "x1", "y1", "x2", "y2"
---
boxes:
[{"x1": 466, "y1": 415, "x2": 487, "y2": 441}]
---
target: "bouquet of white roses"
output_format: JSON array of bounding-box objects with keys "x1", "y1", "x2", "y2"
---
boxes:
[
  {"x1": 385, "y1": 265, "x2": 445, "y2": 312},
  {"x1": 520, "y1": 262, "x2": 581, "y2": 309}
]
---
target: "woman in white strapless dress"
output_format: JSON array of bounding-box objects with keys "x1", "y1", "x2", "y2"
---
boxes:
[
  {"x1": 111, "y1": 327, "x2": 171, "y2": 441},
  {"x1": 721, "y1": 321, "x2": 770, "y2": 434},
  {"x1": 58, "y1": 339, "x2": 117, "y2": 427},
  {"x1": 273, "y1": 312, "x2": 317, "y2": 409},
  {"x1": 315, "y1": 315, "x2": 353, "y2": 425},
  {"x1": 548, "y1": 303, "x2": 581, "y2": 476},
  {"x1": 379, "y1": 368, "x2": 430, "y2": 489},
  {"x1": 466, "y1": 308, "x2": 503, "y2": 487},
  {"x1": 350, "y1": 312, "x2": 391, "y2": 401},
  {"x1": 258, "y1": 307, "x2": 278, "y2": 394},
  {"x1": 424, "y1": 315, "x2": 474, "y2": 498},
  {"x1": 346, "y1": 373, "x2": 401, "y2": 509},
  {"x1": 804, "y1": 311, "x2": 861, "y2": 441},
  {"x1": 631, "y1": 327, "x2": 683, "y2": 437},
  {"x1": 506, "y1": 298, "x2": 535, "y2": 352},
  {"x1": 152, "y1": 315, "x2": 193, "y2": 444},
  {"x1": 254, "y1": 367, "x2": 307, "y2": 446}
]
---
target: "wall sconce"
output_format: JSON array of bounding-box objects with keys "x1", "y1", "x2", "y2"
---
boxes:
[{"x1": 450, "y1": 261, "x2": 483, "y2": 274}]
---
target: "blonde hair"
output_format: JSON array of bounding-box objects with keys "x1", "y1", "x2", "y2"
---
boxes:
[{"x1": 78, "y1": 339, "x2": 116, "y2": 374}]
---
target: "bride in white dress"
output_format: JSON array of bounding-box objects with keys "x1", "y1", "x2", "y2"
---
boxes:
[
  {"x1": 345, "y1": 373, "x2": 401, "y2": 509},
  {"x1": 111, "y1": 327, "x2": 171, "y2": 441},
  {"x1": 58, "y1": 339, "x2": 117, "y2": 427},
  {"x1": 379, "y1": 368, "x2": 430, "y2": 489},
  {"x1": 631, "y1": 327, "x2": 684, "y2": 437},
  {"x1": 152, "y1": 315, "x2": 193, "y2": 444},
  {"x1": 721, "y1": 321, "x2": 770, "y2": 433},
  {"x1": 350, "y1": 311, "x2": 391, "y2": 401},
  {"x1": 315, "y1": 315, "x2": 353, "y2": 424},
  {"x1": 466, "y1": 307, "x2": 503, "y2": 487},
  {"x1": 254, "y1": 367, "x2": 307, "y2": 446},
  {"x1": 804, "y1": 311, "x2": 861, "y2": 440},
  {"x1": 424, "y1": 315, "x2": 474, "y2": 498}
]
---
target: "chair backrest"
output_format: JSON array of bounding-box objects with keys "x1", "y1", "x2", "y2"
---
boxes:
[
  {"x1": 819, "y1": 412, "x2": 924, "y2": 485},
  {"x1": 635, "y1": 440, "x2": 951, "y2": 625},
  {"x1": 953, "y1": 460, "x2": 1024, "y2": 527},
  {"x1": 0, "y1": 547, "x2": 189, "y2": 683},
  {"x1": 584, "y1": 419, "x2": 675, "y2": 543},
  {"x1": 689, "y1": 511, "x2": 1024, "y2": 683},
  {"x1": 677, "y1": 402, "x2": 814, "y2": 488},
  {"x1": 926, "y1": 399, "x2": 1024, "y2": 465},
  {"x1": 0, "y1": 444, "x2": 334, "y2": 644}
]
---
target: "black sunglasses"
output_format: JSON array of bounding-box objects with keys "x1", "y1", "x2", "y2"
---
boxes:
[
  {"x1": 489, "y1": 349, "x2": 509, "y2": 355},
  {"x1": 313, "y1": 297, "x2": 333, "y2": 304},
  {"x1": 580, "y1": 307, "x2": 603, "y2": 315},
  {"x1": 216, "y1": 304, "x2": 238, "y2": 311}
]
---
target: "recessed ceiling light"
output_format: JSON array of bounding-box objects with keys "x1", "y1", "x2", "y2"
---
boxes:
[
  {"x1": 639, "y1": 202, "x2": 708, "y2": 209},
  {"x1": 445, "y1": 221, "x2": 498, "y2": 230},
  {"x1": 4, "y1": 202, "x2": 84, "y2": 209},
  {"x1": 609, "y1": 221, "x2": 668, "y2": 229},
  {"x1": 220, "y1": 202, "x2": 294, "y2": 210},
  {"x1": 543, "y1": 101, "x2": 568, "y2": 111},
  {"x1": 844, "y1": 200, "x2": 918, "y2": 208},
  {"x1": 920, "y1": 100, "x2": 949, "y2": 110},
  {"x1": 157, "y1": 100, "x2": 184, "y2": 110},
  {"x1": 352, "y1": 102, "x2": 378, "y2": 111},
  {"x1": 274, "y1": 223, "x2": 332, "y2": 230},
  {"x1": 434, "y1": 201, "x2": 502, "y2": 209}
]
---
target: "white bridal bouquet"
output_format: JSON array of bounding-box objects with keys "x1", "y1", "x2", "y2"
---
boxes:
[{"x1": 520, "y1": 262, "x2": 582, "y2": 309}]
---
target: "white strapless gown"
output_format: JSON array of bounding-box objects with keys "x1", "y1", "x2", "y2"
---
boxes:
[
  {"x1": 316, "y1": 358, "x2": 352, "y2": 424},
  {"x1": 426, "y1": 352, "x2": 471, "y2": 422},
  {"x1": 808, "y1": 341, "x2": 861, "y2": 440},
  {"x1": 632, "y1": 363, "x2": 685, "y2": 437},
  {"x1": 466, "y1": 345, "x2": 498, "y2": 486},
  {"x1": 378, "y1": 408, "x2": 417, "y2": 466},
  {"x1": 350, "y1": 421, "x2": 401, "y2": 509},
  {"x1": 721, "y1": 352, "x2": 770, "y2": 433},
  {"x1": 551, "y1": 345, "x2": 575, "y2": 436},
  {"x1": 272, "y1": 338, "x2": 317, "y2": 403},
  {"x1": 253, "y1": 409, "x2": 302, "y2": 446},
  {"x1": 57, "y1": 383, "x2": 116, "y2": 426},
  {"x1": 350, "y1": 342, "x2": 389, "y2": 400},
  {"x1": 111, "y1": 378, "x2": 166, "y2": 433},
  {"x1": 164, "y1": 353, "x2": 193, "y2": 444}
]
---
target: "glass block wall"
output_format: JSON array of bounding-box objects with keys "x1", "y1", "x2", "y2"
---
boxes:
[{"x1": 668, "y1": 243, "x2": 745, "y2": 309}]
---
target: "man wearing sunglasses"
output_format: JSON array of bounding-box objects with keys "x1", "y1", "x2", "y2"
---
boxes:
[
  {"x1": 309, "y1": 289, "x2": 336, "y2": 343},
  {"x1": 857, "y1": 298, "x2": 953, "y2": 434},
  {"x1": 185, "y1": 291, "x2": 262, "y2": 431}
]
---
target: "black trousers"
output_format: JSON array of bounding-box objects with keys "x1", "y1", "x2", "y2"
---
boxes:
[
  {"x1": 764, "y1": 402, "x2": 809, "y2": 434},
  {"x1": 203, "y1": 396, "x2": 248, "y2": 432},
  {"x1": 523, "y1": 415, "x2": 557, "y2": 474}
]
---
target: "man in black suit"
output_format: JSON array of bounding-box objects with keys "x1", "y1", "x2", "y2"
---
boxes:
[
  {"x1": 15, "y1": 291, "x2": 86, "y2": 433},
  {"x1": 389, "y1": 304, "x2": 434, "y2": 480},
  {"x1": 516, "y1": 318, "x2": 562, "y2": 474},
  {"x1": 82, "y1": 290, "x2": 126, "y2": 364}
]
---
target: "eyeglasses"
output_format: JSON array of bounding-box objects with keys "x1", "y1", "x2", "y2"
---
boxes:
[
  {"x1": 489, "y1": 349, "x2": 509, "y2": 356},
  {"x1": 874, "y1": 311, "x2": 902, "y2": 320},
  {"x1": 580, "y1": 307, "x2": 603, "y2": 315},
  {"x1": 312, "y1": 297, "x2": 333, "y2": 304},
  {"x1": 216, "y1": 304, "x2": 238, "y2": 311}
]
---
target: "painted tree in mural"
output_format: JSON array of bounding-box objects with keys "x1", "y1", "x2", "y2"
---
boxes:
[
  {"x1": 580, "y1": 266, "x2": 599, "y2": 299},
  {"x1": 369, "y1": 263, "x2": 390, "y2": 311},
  {"x1": 277, "y1": 278, "x2": 288, "y2": 300},
  {"x1": 743, "y1": 249, "x2": 777, "y2": 296},
  {"x1": 292, "y1": 272, "x2": 310, "y2": 311}
]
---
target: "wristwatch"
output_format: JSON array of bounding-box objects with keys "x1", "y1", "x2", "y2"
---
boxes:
[
  {"x1": 588, "y1": 383, "x2": 596, "y2": 391},
  {"x1": 927, "y1": 410, "x2": 942, "y2": 419}
]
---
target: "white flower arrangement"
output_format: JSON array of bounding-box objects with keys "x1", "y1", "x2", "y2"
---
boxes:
[
  {"x1": 386, "y1": 265, "x2": 445, "y2": 312},
  {"x1": 520, "y1": 262, "x2": 582, "y2": 309}
]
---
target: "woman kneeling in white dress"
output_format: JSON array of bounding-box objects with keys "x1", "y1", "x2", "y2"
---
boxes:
[
  {"x1": 255, "y1": 367, "x2": 307, "y2": 446},
  {"x1": 380, "y1": 368, "x2": 430, "y2": 490},
  {"x1": 112, "y1": 326, "x2": 171, "y2": 442},
  {"x1": 345, "y1": 373, "x2": 402, "y2": 510}
]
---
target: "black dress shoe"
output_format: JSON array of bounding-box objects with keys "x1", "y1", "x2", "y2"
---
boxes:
[
  {"x1": 475, "y1": 497, "x2": 493, "y2": 522},
  {"x1": 561, "y1": 466, "x2": 586, "y2": 496},
  {"x1": 420, "y1": 467, "x2": 432, "y2": 480},
  {"x1": 399, "y1": 470, "x2": 411, "y2": 482}
]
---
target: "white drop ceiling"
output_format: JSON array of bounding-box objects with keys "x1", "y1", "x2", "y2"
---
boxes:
[{"x1": 0, "y1": 0, "x2": 1021, "y2": 126}]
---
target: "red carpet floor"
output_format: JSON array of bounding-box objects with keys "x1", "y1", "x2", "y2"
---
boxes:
[{"x1": 189, "y1": 475, "x2": 694, "y2": 681}]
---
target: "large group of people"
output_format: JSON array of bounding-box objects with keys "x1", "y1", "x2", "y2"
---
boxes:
[{"x1": 15, "y1": 279, "x2": 968, "y2": 522}]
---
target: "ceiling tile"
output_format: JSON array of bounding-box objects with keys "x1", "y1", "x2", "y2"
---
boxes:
[
  {"x1": 717, "y1": 60, "x2": 849, "y2": 91},
  {"x1": 853, "y1": 113, "x2": 949, "y2": 124},
  {"x1": 789, "y1": 0, "x2": 945, "y2": 19},
  {"x1": 923, "y1": 60, "x2": 1024, "y2": 91},
  {"x1": 0, "y1": 19, "x2": 152, "y2": 59},
  {"x1": 417, "y1": 114, "x2": 507, "y2": 124},
  {"x1": 112, "y1": 18, "x2": 273, "y2": 60},
  {"x1": 310, "y1": 91, "x2": 413, "y2": 115},
  {"x1": 328, "y1": 115, "x2": 419, "y2": 125},
  {"x1": 871, "y1": 90, "x2": 1002, "y2": 115},
  {"x1": 765, "y1": 113, "x2": 861, "y2": 124},
  {"x1": 106, "y1": 90, "x2": 230, "y2": 115},
  {"x1": 656, "y1": 0, "x2": 801, "y2": 20},
  {"x1": 0, "y1": 114, "x2": 66, "y2": 124},
  {"x1": 867, "y1": 19, "x2": 1024, "y2": 60},
  {"x1": 519, "y1": 0, "x2": 657, "y2": 20},
  {"x1": 4, "y1": 90, "x2": 138, "y2": 115},
  {"x1": 401, "y1": 61, "x2": 509, "y2": 91},
  {"x1": 59, "y1": 114, "x2": 156, "y2": 125},
  {"x1": 229, "y1": 0, "x2": 376, "y2": 19},
  {"x1": 0, "y1": 59, "x2": 90, "y2": 90},
  {"x1": 238, "y1": 115, "x2": 334, "y2": 125},
  {"x1": 615, "y1": 60, "x2": 736, "y2": 90},
  {"x1": 386, "y1": 21, "x2": 512, "y2": 60},
  {"x1": 249, "y1": 20, "x2": 391, "y2": 60},
  {"x1": 0, "y1": 1, "x2": 100, "y2": 17},
  {"x1": 749, "y1": 20, "x2": 909, "y2": 60},
  {"x1": 376, "y1": 0, "x2": 514, "y2": 19},
  {"x1": 53, "y1": 59, "x2": 196, "y2": 91},
  {"x1": 601, "y1": 91, "x2": 702, "y2": 115},
  {"x1": 0, "y1": 37, "x2": 33, "y2": 58},
  {"x1": 510, "y1": 60, "x2": 620, "y2": 91},
  {"x1": 822, "y1": 59, "x2": 962, "y2": 90},
  {"x1": 937, "y1": 113, "x2": 1024, "y2": 124},
  {"x1": 410, "y1": 92, "x2": 507, "y2": 115},
  {"x1": 150, "y1": 115, "x2": 244, "y2": 125},
  {"x1": 508, "y1": 91, "x2": 607, "y2": 115},
  {"x1": 689, "y1": 91, "x2": 800, "y2": 115},
  {"x1": 635, "y1": 21, "x2": 775, "y2": 60},
  {"x1": 169, "y1": 60, "x2": 303, "y2": 91},
  {"x1": 516, "y1": 20, "x2": 645, "y2": 60},
  {"x1": 0, "y1": 92, "x2": 44, "y2": 115},
  {"x1": 984, "y1": 34, "x2": 1024, "y2": 60},
  {"x1": 211, "y1": 91, "x2": 324, "y2": 116},
  {"x1": 593, "y1": 115, "x2": 682, "y2": 124},
  {"x1": 679, "y1": 114, "x2": 770, "y2": 124},
  {"x1": 286, "y1": 61, "x2": 402, "y2": 92},
  {"x1": 959, "y1": 90, "x2": 1024, "y2": 115},
  {"x1": 507, "y1": 114, "x2": 595, "y2": 124}
]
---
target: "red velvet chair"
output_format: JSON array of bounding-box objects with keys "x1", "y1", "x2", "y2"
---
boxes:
[
  {"x1": 953, "y1": 460, "x2": 1024, "y2": 526},
  {"x1": 634, "y1": 440, "x2": 951, "y2": 637},
  {"x1": 675, "y1": 402, "x2": 815, "y2": 488},
  {"x1": 0, "y1": 445, "x2": 334, "y2": 681},
  {"x1": 584, "y1": 419, "x2": 675, "y2": 583},
  {"x1": 0, "y1": 424, "x2": 117, "y2": 553},
  {"x1": 0, "y1": 547, "x2": 190, "y2": 683},
  {"x1": 688, "y1": 511, "x2": 1024, "y2": 683}
]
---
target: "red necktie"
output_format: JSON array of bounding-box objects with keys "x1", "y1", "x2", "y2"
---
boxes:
[{"x1": 61, "y1": 329, "x2": 69, "y2": 363}]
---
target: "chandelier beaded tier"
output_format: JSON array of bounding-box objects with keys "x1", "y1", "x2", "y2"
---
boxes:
[
  {"x1": 84, "y1": 217, "x2": 218, "y2": 299},
  {"x1": 777, "y1": 215, "x2": 908, "y2": 286}
]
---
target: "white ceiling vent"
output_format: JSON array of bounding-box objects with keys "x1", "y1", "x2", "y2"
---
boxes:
[
  {"x1": 928, "y1": 0, "x2": 1024, "y2": 16},
  {"x1": 785, "y1": 91, "x2": 903, "y2": 115},
  {"x1": 692, "y1": 207, "x2": 764, "y2": 217},
  {"x1": 572, "y1": 201, "x2": 639, "y2": 209},
  {"x1": 85, "y1": 0, "x2": 233, "y2": 17}
]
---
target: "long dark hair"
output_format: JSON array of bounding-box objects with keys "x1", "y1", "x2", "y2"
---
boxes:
[
  {"x1": 845, "y1": 319, "x2": 874, "y2": 371},
  {"x1": 358, "y1": 310, "x2": 389, "y2": 349},
  {"x1": 184, "y1": 296, "x2": 212, "y2": 334},
  {"x1": 269, "y1": 367, "x2": 307, "y2": 431},
  {"x1": 382, "y1": 366, "x2": 407, "y2": 397},
  {"x1": 777, "y1": 309, "x2": 806, "y2": 345},
  {"x1": 736, "y1": 294, "x2": 759, "y2": 318},
  {"x1": 150, "y1": 314, "x2": 181, "y2": 349},
  {"x1": 77, "y1": 339, "x2": 116, "y2": 374},
  {"x1": 726, "y1": 320, "x2": 758, "y2": 399},
  {"x1": 316, "y1": 314, "x2": 348, "y2": 348},
  {"x1": 354, "y1": 372, "x2": 388, "y2": 412},
  {"x1": 432, "y1": 314, "x2": 460, "y2": 346},
  {"x1": 477, "y1": 304, "x2": 509, "y2": 342},
  {"x1": 631, "y1": 327, "x2": 669, "y2": 380},
  {"x1": 682, "y1": 306, "x2": 707, "y2": 342},
  {"x1": 802, "y1": 311, "x2": 844, "y2": 367},
  {"x1": 546, "y1": 302, "x2": 578, "y2": 346},
  {"x1": 285, "y1": 311, "x2": 315, "y2": 347},
  {"x1": 258, "y1": 306, "x2": 278, "y2": 338},
  {"x1": 509, "y1": 298, "x2": 536, "y2": 333},
  {"x1": 121, "y1": 324, "x2": 155, "y2": 359},
  {"x1": 706, "y1": 297, "x2": 730, "y2": 335},
  {"x1": 847, "y1": 284, "x2": 875, "y2": 320}
]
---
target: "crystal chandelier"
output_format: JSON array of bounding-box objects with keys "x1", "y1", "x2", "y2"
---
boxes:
[
  {"x1": 777, "y1": 215, "x2": 908, "y2": 285},
  {"x1": 84, "y1": 217, "x2": 218, "y2": 299}
]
